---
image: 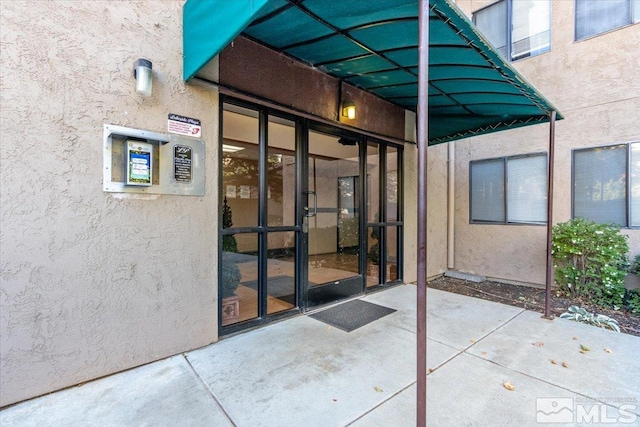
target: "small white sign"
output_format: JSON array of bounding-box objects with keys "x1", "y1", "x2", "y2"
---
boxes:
[
  {"x1": 239, "y1": 185, "x2": 250, "y2": 199},
  {"x1": 168, "y1": 113, "x2": 201, "y2": 138}
]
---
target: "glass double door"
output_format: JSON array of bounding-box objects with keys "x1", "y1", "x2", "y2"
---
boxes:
[{"x1": 220, "y1": 100, "x2": 371, "y2": 331}]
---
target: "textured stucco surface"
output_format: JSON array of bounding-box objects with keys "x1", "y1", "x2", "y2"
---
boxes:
[
  {"x1": 0, "y1": 1, "x2": 219, "y2": 406},
  {"x1": 452, "y1": 1, "x2": 640, "y2": 285},
  {"x1": 403, "y1": 111, "x2": 448, "y2": 284}
]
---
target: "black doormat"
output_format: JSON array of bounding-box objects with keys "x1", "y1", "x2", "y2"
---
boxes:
[{"x1": 309, "y1": 299, "x2": 396, "y2": 332}]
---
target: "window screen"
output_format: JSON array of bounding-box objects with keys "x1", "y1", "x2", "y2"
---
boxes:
[
  {"x1": 576, "y1": 0, "x2": 634, "y2": 40},
  {"x1": 631, "y1": 144, "x2": 640, "y2": 226},
  {"x1": 474, "y1": 1, "x2": 507, "y2": 57},
  {"x1": 471, "y1": 159, "x2": 505, "y2": 222},
  {"x1": 573, "y1": 145, "x2": 627, "y2": 225},
  {"x1": 507, "y1": 155, "x2": 548, "y2": 223}
]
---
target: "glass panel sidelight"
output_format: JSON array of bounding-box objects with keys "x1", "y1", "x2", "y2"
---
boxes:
[
  {"x1": 387, "y1": 146, "x2": 399, "y2": 222},
  {"x1": 221, "y1": 233, "x2": 259, "y2": 327},
  {"x1": 367, "y1": 143, "x2": 381, "y2": 224},
  {"x1": 268, "y1": 116, "x2": 296, "y2": 227},
  {"x1": 366, "y1": 226, "x2": 382, "y2": 287},
  {"x1": 267, "y1": 231, "x2": 296, "y2": 315},
  {"x1": 222, "y1": 105, "x2": 260, "y2": 228},
  {"x1": 386, "y1": 226, "x2": 399, "y2": 283}
]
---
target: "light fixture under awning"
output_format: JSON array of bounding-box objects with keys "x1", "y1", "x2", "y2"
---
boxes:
[{"x1": 183, "y1": 0, "x2": 562, "y2": 145}]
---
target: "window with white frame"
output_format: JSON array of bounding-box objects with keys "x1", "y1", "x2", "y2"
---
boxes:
[
  {"x1": 470, "y1": 154, "x2": 548, "y2": 224},
  {"x1": 573, "y1": 142, "x2": 640, "y2": 227},
  {"x1": 575, "y1": 0, "x2": 640, "y2": 41},
  {"x1": 473, "y1": 0, "x2": 551, "y2": 61}
]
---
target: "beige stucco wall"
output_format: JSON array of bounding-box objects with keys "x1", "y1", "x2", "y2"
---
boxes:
[
  {"x1": 0, "y1": 1, "x2": 220, "y2": 407},
  {"x1": 453, "y1": 0, "x2": 640, "y2": 285},
  {"x1": 403, "y1": 112, "x2": 448, "y2": 284}
]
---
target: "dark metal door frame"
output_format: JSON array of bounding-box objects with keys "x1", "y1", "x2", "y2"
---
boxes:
[
  {"x1": 219, "y1": 95, "x2": 404, "y2": 334},
  {"x1": 303, "y1": 122, "x2": 366, "y2": 310}
]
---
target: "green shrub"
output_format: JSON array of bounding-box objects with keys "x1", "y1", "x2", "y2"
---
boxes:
[
  {"x1": 629, "y1": 254, "x2": 640, "y2": 275},
  {"x1": 552, "y1": 218, "x2": 628, "y2": 308},
  {"x1": 625, "y1": 289, "x2": 640, "y2": 314}
]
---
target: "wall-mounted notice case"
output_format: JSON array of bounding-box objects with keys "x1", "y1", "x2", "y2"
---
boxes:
[
  {"x1": 103, "y1": 124, "x2": 205, "y2": 196},
  {"x1": 126, "y1": 140, "x2": 153, "y2": 186}
]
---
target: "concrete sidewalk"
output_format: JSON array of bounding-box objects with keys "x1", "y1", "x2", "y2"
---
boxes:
[{"x1": 2, "y1": 285, "x2": 639, "y2": 426}]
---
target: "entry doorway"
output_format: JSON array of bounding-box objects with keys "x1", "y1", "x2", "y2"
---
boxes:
[
  {"x1": 304, "y1": 129, "x2": 364, "y2": 308},
  {"x1": 219, "y1": 97, "x2": 402, "y2": 334}
]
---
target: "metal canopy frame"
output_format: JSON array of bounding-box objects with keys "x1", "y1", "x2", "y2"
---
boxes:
[
  {"x1": 183, "y1": 0, "x2": 562, "y2": 145},
  {"x1": 184, "y1": 1, "x2": 560, "y2": 425}
]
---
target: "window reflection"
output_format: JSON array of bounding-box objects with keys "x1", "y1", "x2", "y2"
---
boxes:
[
  {"x1": 221, "y1": 234, "x2": 259, "y2": 326},
  {"x1": 268, "y1": 116, "x2": 296, "y2": 226},
  {"x1": 222, "y1": 106, "x2": 259, "y2": 228}
]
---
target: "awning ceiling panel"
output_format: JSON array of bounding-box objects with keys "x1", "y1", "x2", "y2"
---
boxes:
[{"x1": 183, "y1": 0, "x2": 562, "y2": 145}]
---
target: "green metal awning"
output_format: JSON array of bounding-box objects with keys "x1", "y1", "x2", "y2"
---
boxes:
[{"x1": 183, "y1": 0, "x2": 562, "y2": 145}]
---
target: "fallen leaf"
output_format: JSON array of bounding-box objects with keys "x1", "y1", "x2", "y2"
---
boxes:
[
  {"x1": 428, "y1": 368, "x2": 434, "y2": 373},
  {"x1": 580, "y1": 350, "x2": 587, "y2": 354},
  {"x1": 470, "y1": 339, "x2": 476, "y2": 343},
  {"x1": 533, "y1": 341, "x2": 544, "y2": 347},
  {"x1": 550, "y1": 359, "x2": 557, "y2": 365},
  {"x1": 562, "y1": 362, "x2": 569, "y2": 368},
  {"x1": 580, "y1": 344, "x2": 590, "y2": 352},
  {"x1": 503, "y1": 381, "x2": 515, "y2": 391},
  {"x1": 482, "y1": 352, "x2": 487, "y2": 355},
  {"x1": 572, "y1": 336, "x2": 578, "y2": 340},
  {"x1": 374, "y1": 387, "x2": 383, "y2": 393},
  {"x1": 604, "y1": 348, "x2": 612, "y2": 354}
]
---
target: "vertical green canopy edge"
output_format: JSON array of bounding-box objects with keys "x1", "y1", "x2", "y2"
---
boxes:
[{"x1": 183, "y1": 0, "x2": 270, "y2": 81}]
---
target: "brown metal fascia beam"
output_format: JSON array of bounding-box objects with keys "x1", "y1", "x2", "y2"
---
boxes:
[
  {"x1": 417, "y1": 0, "x2": 429, "y2": 425},
  {"x1": 193, "y1": 76, "x2": 411, "y2": 146}
]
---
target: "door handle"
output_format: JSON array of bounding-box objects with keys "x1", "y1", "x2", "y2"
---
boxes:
[{"x1": 304, "y1": 191, "x2": 317, "y2": 217}]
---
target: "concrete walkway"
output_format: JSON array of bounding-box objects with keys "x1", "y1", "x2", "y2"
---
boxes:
[{"x1": 2, "y1": 285, "x2": 639, "y2": 426}]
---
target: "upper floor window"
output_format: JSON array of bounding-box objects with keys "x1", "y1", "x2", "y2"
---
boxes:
[
  {"x1": 470, "y1": 153, "x2": 548, "y2": 224},
  {"x1": 473, "y1": 0, "x2": 551, "y2": 61},
  {"x1": 573, "y1": 142, "x2": 640, "y2": 227},
  {"x1": 575, "y1": 0, "x2": 640, "y2": 41}
]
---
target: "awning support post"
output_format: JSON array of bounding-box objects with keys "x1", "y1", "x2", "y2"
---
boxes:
[
  {"x1": 544, "y1": 110, "x2": 556, "y2": 318},
  {"x1": 417, "y1": 0, "x2": 429, "y2": 425}
]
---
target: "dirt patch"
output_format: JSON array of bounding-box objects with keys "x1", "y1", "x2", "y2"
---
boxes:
[{"x1": 428, "y1": 276, "x2": 640, "y2": 337}]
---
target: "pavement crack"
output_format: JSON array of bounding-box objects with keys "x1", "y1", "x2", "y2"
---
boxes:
[{"x1": 182, "y1": 353, "x2": 237, "y2": 427}]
